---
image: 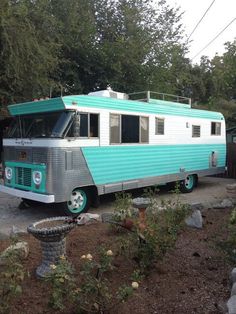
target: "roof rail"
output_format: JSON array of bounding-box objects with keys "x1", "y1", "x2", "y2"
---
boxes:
[{"x1": 128, "y1": 91, "x2": 191, "y2": 105}]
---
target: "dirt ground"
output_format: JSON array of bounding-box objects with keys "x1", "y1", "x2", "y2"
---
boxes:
[
  {"x1": 0, "y1": 205, "x2": 233, "y2": 314},
  {"x1": 0, "y1": 176, "x2": 235, "y2": 238}
]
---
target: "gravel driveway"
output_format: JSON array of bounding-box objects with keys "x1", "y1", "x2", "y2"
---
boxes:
[{"x1": 0, "y1": 176, "x2": 234, "y2": 238}]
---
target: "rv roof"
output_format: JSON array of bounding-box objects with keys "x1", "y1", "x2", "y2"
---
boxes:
[{"x1": 8, "y1": 95, "x2": 223, "y2": 120}]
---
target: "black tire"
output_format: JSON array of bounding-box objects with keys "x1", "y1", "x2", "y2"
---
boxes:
[
  {"x1": 179, "y1": 174, "x2": 196, "y2": 193},
  {"x1": 59, "y1": 187, "x2": 91, "y2": 217}
]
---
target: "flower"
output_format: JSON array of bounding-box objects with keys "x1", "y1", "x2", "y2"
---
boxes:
[
  {"x1": 74, "y1": 288, "x2": 81, "y2": 294},
  {"x1": 131, "y1": 281, "x2": 139, "y2": 289},
  {"x1": 64, "y1": 275, "x2": 69, "y2": 280},
  {"x1": 81, "y1": 255, "x2": 86, "y2": 259},
  {"x1": 60, "y1": 255, "x2": 66, "y2": 260},
  {"x1": 106, "y1": 250, "x2": 113, "y2": 256},
  {"x1": 50, "y1": 264, "x2": 57, "y2": 270},
  {"x1": 86, "y1": 253, "x2": 93, "y2": 261}
]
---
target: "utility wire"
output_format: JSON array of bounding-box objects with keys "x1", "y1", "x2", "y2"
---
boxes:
[
  {"x1": 187, "y1": 0, "x2": 216, "y2": 43},
  {"x1": 192, "y1": 17, "x2": 236, "y2": 60}
]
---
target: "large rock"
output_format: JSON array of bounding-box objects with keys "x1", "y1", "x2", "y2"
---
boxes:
[
  {"x1": 0, "y1": 241, "x2": 29, "y2": 265},
  {"x1": 227, "y1": 295, "x2": 236, "y2": 314},
  {"x1": 190, "y1": 202, "x2": 204, "y2": 211},
  {"x1": 230, "y1": 268, "x2": 236, "y2": 285},
  {"x1": 185, "y1": 210, "x2": 203, "y2": 229},
  {"x1": 232, "y1": 283, "x2": 236, "y2": 296}
]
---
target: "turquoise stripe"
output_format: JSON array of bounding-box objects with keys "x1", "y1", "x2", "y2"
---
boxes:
[
  {"x1": 63, "y1": 95, "x2": 224, "y2": 120},
  {"x1": 82, "y1": 144, "x2": 226, "y2": 184},
  {"x1": 8, "y1": 98, "x2": 65, "y2": 115}
]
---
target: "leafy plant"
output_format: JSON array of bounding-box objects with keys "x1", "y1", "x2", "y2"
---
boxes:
[
  {"x1": 45, "y1": 255, "x2": 76, "y2": 310},
  {"x1": 113, "y1": 192, "x2": 133, "y2": 222},
  {"x1": 114, "y1": 188, "x2": 190, "y2": 274},
  {"x1": 77, "y1": 248, "x2": 135, "y2": 313},
  {"x1": 0, "y1": 239, "x2": 27, "y2": 314}
]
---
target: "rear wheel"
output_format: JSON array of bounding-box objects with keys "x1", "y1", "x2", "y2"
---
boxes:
[
  {"x1": 60, "y1": 188, "x2": 91, "y2": 216},
  {"x1": 179, "y1": 174, "x2": 196, "y2": 193}
]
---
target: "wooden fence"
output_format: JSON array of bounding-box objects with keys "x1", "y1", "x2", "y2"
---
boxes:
[{"x1": 225, "y1": 143, "x2": 236, "y2": 178}]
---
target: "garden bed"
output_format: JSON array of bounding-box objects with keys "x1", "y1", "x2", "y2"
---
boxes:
[{"x1": 0, "y1": 206, "x2": 233, "y2": 314}]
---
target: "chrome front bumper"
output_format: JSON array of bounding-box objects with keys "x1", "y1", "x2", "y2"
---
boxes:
[{"x1": 0, "y1": 185, "x2": 55, "y2": 203}]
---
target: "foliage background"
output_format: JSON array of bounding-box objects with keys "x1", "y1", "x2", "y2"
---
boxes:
[{"x1": 0, "y1": 0, "x2": 235, "y2": 126}]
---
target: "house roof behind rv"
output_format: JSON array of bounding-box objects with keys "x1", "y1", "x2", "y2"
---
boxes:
[{"x1": 8, "y1": 92, "x2": 224, "y2": 121}]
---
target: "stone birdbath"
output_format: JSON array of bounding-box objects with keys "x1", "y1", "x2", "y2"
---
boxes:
[
  {"x1": 132, "y1": 197, "x2": 150, "y2": 233},
  {"x1": 27, "y1": 216, "x2": 77, "y2": 278}
]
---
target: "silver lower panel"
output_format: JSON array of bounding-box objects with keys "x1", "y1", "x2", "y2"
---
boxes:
[{"x1": 97, "y1": 167, "x2": 225, "y2": 195}]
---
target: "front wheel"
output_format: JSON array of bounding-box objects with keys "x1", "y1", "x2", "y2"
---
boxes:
[
  {"x1": 59, "y1": 188, "x2": 91, "y2": 216},
  {"x1": 179, "y1": 175, "x2": 197, "y2": 193}
]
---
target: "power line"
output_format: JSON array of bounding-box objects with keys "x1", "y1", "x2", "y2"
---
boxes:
[
  {"x1": 187, "y1": 0, "x2": 216, "y2": 43},
  {"x1": 192, "y1": 17, "x2": 236, "y2": 60}
]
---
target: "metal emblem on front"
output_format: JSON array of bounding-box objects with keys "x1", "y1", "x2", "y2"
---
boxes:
[{"x1": 19, "y1": 151, "x2": 27, "y2": 160}]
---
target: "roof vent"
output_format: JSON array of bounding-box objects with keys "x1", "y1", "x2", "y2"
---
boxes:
[{"x1": 88, "y1": 89, "x2": 128, "y2": 100}]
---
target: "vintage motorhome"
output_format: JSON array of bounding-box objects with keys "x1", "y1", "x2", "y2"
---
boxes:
[{"x1": 0, "y1": 90, "x2": 226, "y2": 215}]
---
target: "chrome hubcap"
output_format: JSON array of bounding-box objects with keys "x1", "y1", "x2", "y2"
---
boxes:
[{"x1": 68, "y1": 191, "x2": 84, "y2": 210}]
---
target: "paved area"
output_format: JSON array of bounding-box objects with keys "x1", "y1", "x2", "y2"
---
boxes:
[{"x1": 0, "y1": 176, "x2": 235, "y2": 238}]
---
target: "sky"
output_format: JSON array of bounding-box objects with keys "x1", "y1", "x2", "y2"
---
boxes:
[{"x1": 166, "y1": 0, "x2": 236, "y2": 64}]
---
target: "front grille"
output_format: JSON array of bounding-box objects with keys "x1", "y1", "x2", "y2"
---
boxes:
[{"x1": 15, "y1": 167, "x2": 32, "y2": 187}]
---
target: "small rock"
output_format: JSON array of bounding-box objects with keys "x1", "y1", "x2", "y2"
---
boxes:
[
  {"x1": 226, "y1": 184, "x2": 236, "y2": 191},
  {"x1": 213, "y1": 198, "x2": 233, "y2": 209},
  {"x1": 0, "y1": 241, "x2": 29, "y2": 265},
  {"x1": 227, "y1": 295, "x2": 236, "y2": 314},
  {"x1": 10, "y1": 225, "x2": 27, "y2": 237},
  {"x1": 185, "y1": 210, "x2": 203, "y2": 229},
  {"x1": 221, "y1": 199, "x2": 234, "y2": 208},
  {"x1": 101, "y1": 212, "x2": 114, "y2": 223}
]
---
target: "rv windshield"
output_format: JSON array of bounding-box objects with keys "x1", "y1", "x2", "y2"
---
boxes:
[{"x1": 6, "y1": 111, "x2": 75, "y2": 138}]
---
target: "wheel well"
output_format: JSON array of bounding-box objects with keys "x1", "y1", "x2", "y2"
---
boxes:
[{"x1": 193, "y1": 174, "x2": 198, "y2": 187}]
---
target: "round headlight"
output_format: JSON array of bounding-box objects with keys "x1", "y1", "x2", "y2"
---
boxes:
[
  {"x1": 32, "y1": 171, "x2": 42, "y2": 185},
  {"x1": 5, "y1": 167, "x2": 13, "y2": 180}
]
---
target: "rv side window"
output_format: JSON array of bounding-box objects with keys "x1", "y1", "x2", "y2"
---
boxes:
[
  {"x1": 155, "y1": 118, "x2": 164, "y2": 135},
  {"x1": 67, "y1": 113, "x2": 99, "y2": 138},
  {"x1": 211, "y1": 122, "x2": 221, "y2": 135},
  {"x1": 122, "y1": 115, "x2": 139, "y2": 143},
  {"x1": 192, "y1": 125, "x2": 200, "y2": 137},
  {"x1": 110, "y1": 114, "x2": 149, "y2": 144},
  {"x1": 80, "y1": 114, "x2": 89, "y2": 137}
]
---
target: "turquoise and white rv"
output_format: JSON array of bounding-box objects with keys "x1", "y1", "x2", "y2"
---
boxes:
[{"x1": 0, "y1": 90, "x2": 226, "y2": 215}]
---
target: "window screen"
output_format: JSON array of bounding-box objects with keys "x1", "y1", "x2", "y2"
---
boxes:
[
  {"x1": 140, "y1": 116, "x2": 149, "y2": 143},
  {"x1": 110, "y1": 114, "x2": 120, "y2": 143},
  {"x1": 155, "y1": 118, "x2": 164, "y2": 135},
  {"x1": 192, "y1": 125, "x2": 200, "y2": 137},
  {"x1": 211, "y1": 122, "x2": 221, "y2": 135}
]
